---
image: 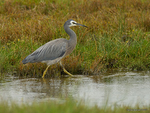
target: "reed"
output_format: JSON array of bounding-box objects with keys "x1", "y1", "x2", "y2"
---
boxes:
[
  {"x1": 0, "y1": 0, "x2": 150, "y2": 77},
  {"x1": 0, "y1": 99, "x2": 149, "y2": 113}
]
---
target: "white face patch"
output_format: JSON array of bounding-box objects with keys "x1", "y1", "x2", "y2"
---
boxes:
[{"x1": 69, "y1": 20, "x2": 77, "y2": 27}]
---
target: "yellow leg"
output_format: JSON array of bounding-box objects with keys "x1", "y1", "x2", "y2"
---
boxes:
[
  {"x1": 60, "y1": 61, "x2": 73, "y2": 76},
  {"x1": 62, "y1": 67, "x2": 73, "y2": 76},
  {"x1": 42, "y1": 65, "x2": 50, "y2": 78}
]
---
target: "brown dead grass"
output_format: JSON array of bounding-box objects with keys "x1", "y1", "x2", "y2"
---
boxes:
[{"x1": 0, "y1": 0, "x2": 150, "y2": 76}]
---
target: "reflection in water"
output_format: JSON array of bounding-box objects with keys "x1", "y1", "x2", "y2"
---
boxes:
[{"x1": 0, "y1": 71, "x2": 150, "y2": 107}]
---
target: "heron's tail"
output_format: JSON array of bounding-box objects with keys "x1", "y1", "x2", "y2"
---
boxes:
[
  {"x1": 22, "y1": 58, "x2": 28, "y2": 64},
  {"x1": 22, "y1": 54, "x2": 37, "y2": 64},
  {"x1": 22, "y1": 55, "x2": 32, "y2": 64}
]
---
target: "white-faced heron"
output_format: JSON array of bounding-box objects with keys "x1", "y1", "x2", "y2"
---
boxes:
[{"x1": 22, "y1": 19, "x2": 87, "y2": 78}]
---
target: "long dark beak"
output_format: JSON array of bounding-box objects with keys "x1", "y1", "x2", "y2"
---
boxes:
[{"x1": 76, "y1": 23, "x2": 88, "y2": 28}]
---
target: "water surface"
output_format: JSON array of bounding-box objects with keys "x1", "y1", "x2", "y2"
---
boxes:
[{"x1": 0, "y1": 71, "x2": 150, "y2": 107}]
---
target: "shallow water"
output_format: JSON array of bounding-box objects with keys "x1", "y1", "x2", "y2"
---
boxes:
[{"x1": 0, "y1": 71, "x2": 150, "y2": 107}]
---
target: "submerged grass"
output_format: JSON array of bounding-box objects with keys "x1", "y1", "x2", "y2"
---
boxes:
[
  {"x1": 0, "y1": 0, "x2": 150, "y2": 77},
  {"x1": 0, "y1": 99, "x2": 149, "y2": 113}
]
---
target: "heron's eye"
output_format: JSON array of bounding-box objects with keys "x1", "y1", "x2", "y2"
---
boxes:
[{"x1": 72, "y1": 22, "x2": 76, "y2": 24}]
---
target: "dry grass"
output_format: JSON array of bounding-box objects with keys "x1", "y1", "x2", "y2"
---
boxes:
[{"x1": 0, "y1": 0, "x2": 150, "y2": 77}]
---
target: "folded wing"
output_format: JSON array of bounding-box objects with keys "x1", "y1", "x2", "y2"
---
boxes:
[{"x1": 22, "y1": 38, "x2": 68, "y2": 64}]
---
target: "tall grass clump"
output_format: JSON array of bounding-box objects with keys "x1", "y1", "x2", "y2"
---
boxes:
[
  {"x1": 0, "y1": 99, "x2": 149, "y2": 113},
  {"x1": 0, "y1": 0, "x2": 150, "y2": 77}
]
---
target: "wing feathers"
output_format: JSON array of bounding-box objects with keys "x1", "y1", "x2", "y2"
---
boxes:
[{"x1": 22, "y1": 39, "x2": 68, "y2": 64}]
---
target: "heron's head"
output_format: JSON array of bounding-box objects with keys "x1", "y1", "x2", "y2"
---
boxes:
[{"x1": 64, "y1": 19, "x2": 87, "y2": 28}]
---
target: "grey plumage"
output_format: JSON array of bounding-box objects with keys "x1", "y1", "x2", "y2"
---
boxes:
[
  {"x1": 22, "y1": 19, "x2": 87, "y2": 78},
  {"x1": 22, "y1": 39, "x2": 67, "y2": 64}
]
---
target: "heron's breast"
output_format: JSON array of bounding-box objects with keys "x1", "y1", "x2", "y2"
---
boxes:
[{"x1": 66, "y1": 43, "x2": 76, "y2": 56}]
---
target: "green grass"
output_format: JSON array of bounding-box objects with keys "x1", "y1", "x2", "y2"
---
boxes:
[
  {"x1": 0, "y1": 0, "x2": 150, "y2": 77},
  {"x1": 0, "y1": 99, "x2": 149, "y2": 113}
]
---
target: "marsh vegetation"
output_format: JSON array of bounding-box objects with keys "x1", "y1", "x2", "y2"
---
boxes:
[{"x1": 0, "y1": 0, "x2": 150, "y2": 77}]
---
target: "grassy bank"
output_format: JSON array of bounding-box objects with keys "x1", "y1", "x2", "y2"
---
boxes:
[
  {"x1": 0, "y1": 0, "x2": 150, "y2": 77},
  {"x1": 0, "y1": 99, "x2": 149, "y2": 113}
]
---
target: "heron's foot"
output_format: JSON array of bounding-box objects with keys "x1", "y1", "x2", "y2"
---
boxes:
[
  {"x1": 42, "y1": 66, "x2": 50, "y2": 78},
  {"x1": 62, "y1": 67, "x2": 73, "y2": 76}
]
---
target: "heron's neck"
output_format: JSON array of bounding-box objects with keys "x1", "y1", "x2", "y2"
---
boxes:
[{"x1": 65, "y1": 27, "x2": 77, "y2": 44}]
